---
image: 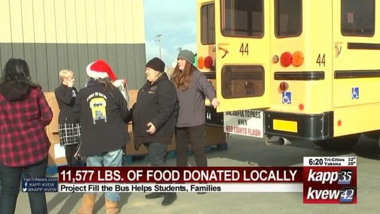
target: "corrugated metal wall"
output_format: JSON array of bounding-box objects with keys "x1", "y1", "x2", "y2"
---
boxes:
[{"x1": 0, "y1": 0, "x2": 146, "y2": 91}]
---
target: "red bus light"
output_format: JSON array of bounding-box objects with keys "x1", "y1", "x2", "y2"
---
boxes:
[
  {"x1": 299, "y1": 104, "x2": 304, "y2": 111},
  {"x1": 280, "y1": 52, "x2": 292, "y2": 67},
  {"x1": 279, "y1": 82, "x2": 289, "y2": 92},
  {"x1": 204, "y1": 56, "x2": 213, "y2": 69}
]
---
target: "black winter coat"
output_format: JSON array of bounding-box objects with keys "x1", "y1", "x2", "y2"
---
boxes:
[
  {"x1": 55, "y1": 84, "x2": 78, "y2": 124},
  {"x1": 73, "y1": 82, "x2": 130, "y2": 156},
  {"x1": 132, "y1": 73, "x2": 179, "y2": 147}
]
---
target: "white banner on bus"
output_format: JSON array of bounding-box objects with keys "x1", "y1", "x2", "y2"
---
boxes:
[{"x1": 223, "y1": 110, "x2": 264, "y2": 138}]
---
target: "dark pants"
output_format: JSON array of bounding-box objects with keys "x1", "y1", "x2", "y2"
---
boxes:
[
  {"x1": 0, "y1": 157, "x2": 48, "y2": 214},
  {"x1": 65, "y1": 144, "x2": 79, "y2": 166},
  {"x1": 144, "y1": 142, "x2": 168, "y2": 166},
  {"x1": 176, "y1": 124, "x2": 207, "y2": 167}
]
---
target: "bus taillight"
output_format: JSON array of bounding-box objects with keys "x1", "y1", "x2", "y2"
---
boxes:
[
  {"x1": 292, "y1": 51, "x2": 304, "y2": 67},
  {"x1": 198, "y1": 57, "x2": 205, "y2": 69},
  {"x1": 204, "y1": 56, "x2": 213, "y2": 69},
  {"x1": 280, "y1": 52, "x2": 293, "y2": 67},
  {"x1": 279, "y1": 82, "x2": 289, "y2": 91}
]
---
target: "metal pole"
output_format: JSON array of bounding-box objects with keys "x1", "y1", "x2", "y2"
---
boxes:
[{"x1": 156, "y1": 34, "x2": 162, "y2": 59}]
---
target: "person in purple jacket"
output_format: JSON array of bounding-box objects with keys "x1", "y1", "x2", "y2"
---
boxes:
[{"x1": 171, "y1": 50, "x2": 219, "y2": 191}]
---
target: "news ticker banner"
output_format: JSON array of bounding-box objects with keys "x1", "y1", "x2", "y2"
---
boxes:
[{"x1": 21, "y1": 156, "x2": 356, "y2": 204}]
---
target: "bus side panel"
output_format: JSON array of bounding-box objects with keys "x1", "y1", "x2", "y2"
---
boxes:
[
  {"x1": 333, "y1": 104, "x2": 380, "y2": 137},
  {"x1": 332, "y1": 0, "x2": 380, "y2": 136},
  {"x1": 332, "y1": 0, "x2": 380, "y2": 108}
]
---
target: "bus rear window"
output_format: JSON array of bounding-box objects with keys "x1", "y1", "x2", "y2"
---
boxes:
[
  {"x1": 341, "y1": 0, "x2": 375, "y2": 37},
  {"x1": 275, "y1": 0, "x2": 302, "y2": 37},
  {"x1": 201, "y1": 4, "x2": 215, "y2": 45},
  {"x1": 221, "y1": 66, "x2": 265, "y2": 98},
  {"x1": 221, "y1": 0, "x2": 263, "y2": 38}
]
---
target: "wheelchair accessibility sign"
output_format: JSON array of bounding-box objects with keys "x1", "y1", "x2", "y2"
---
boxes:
[
  {"x1": 282, "y1": 91, "x2": 292, "y2": 104},
  {"x1": 352, "y1": 87, "x2": 359, "y2": 99}
]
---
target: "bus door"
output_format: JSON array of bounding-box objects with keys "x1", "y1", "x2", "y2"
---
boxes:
[
  {"x1": 332, "y1": 0, "x2": 378, "y2": 108},
  {"x1": 332, "y1": 0, "x2": 380, "y2": 136},
  {"x1": 214, "y1": 0, "x2": 270, "y2": 113}
]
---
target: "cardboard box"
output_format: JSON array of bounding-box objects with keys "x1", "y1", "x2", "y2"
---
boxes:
[
  {"x1": 45, "y1": 92, "x2": 68, "y2": 166},
  {"x1": 125, "y1": 123, "x2": 176, "y2": 155},
  {"x1": 128, "y1": 90, "x2": 138, "y2": 107},
  {"x1": 45, "y1": 92, "x2": 59, "y2": 134},
  {"x1": 205, "y1": 125, "x2": 226, "y2": 145},
  {"x1": 167, "y1": 137, "x2": 176, "y2": 151},
  {"x1": 46, "y1": 132, "x2": 67, "y2": 166}
]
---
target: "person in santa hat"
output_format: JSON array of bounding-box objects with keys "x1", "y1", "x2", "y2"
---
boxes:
[{"x1": 73, "y1": 59, "x2": 130, "y2": 214}]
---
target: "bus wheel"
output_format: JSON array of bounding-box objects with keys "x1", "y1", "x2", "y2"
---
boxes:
[
  {"x1": 362, "y1": 130, "x2": 380, "y2": 140},
  {"x1": 313, "y1": 134, "x2": 360, "y2": 150}
]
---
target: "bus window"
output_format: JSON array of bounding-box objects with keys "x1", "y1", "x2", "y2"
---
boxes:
[
  {"x1": 201, "y1": 3, "x2": 215, "y2": 45},
  {"x1": 221, "y1": 66, "x2": 264, "y2": 98},
  {"x1": 221, "y1": 0, "x2": 263, "y2": 38},
  {"x1": 275, "y1": 0, "x2": 302, "y2": 37},
  {"x1": 341, "y1": 0, "x2": 374, "y2": 37}
]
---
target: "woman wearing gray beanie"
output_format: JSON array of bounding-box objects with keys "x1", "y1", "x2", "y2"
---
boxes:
[{"x1": 171, "y1": 49, "x2": 219, "y2": 192}]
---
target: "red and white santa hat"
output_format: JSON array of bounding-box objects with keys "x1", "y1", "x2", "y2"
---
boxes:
[{"x1": 86, "y1": 59, "x2": 117, "y2": 81}]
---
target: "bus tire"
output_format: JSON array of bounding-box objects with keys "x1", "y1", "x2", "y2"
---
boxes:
[
  {"x1": 313, "y1": 134, "x2": 360, "y2": 150},
  {"x1": 362, "y1": 130, "x2": 380, "y2": 140}
]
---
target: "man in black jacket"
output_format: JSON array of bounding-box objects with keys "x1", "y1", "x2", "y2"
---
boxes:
[{"x1": 132, "y1": 57, "x2": 179, "y2": 206}]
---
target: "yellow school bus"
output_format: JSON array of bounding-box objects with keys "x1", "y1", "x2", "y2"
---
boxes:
[{"x1": 197, "y1": 0, "x2": 380, "y2": 149}]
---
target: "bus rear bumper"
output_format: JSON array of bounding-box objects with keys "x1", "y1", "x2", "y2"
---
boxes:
[{"x1": 264, "y1": 111, "x2": 334, "y2": 141}]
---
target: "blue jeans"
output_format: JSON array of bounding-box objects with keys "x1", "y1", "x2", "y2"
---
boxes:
[
  {"x1": 86, "y1": 149, "x2": 123, "y2": 202},
  {"x1": 0, "y1": 157, "x2": 48, "y2": 214}
]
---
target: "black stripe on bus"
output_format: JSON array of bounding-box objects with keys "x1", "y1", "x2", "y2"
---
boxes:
[
  {"x1": 274, "y1": 71, "x2": 325, "y2": 80},
  {"x1": 203, "y1": 72, "x2": 216, "y2": 79},
  {"x1": 334, "y1": 70, "x2": 380, "y2": 79},
  {"x1": 347, "y1": 42, "x2": 380, "y2": 50}
]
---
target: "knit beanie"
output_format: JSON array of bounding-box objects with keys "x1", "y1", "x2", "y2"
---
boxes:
[
  {"x1": 178, "y1": 50, "x2": 195, "y2": 64},
  {"x1": 146, "y1": 57, "x2": 165, "y2": 72}
]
